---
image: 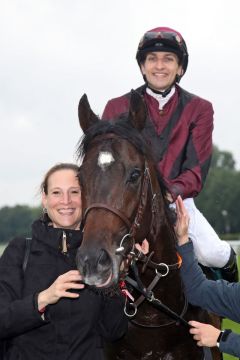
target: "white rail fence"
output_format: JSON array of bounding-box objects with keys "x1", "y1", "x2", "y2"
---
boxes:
[{"x1": 227, "y1": 240, "x2": 240, "y2": 255}]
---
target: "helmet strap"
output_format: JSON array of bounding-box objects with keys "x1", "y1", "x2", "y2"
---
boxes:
[
  {"x1": 147, "y1": 85, "x2": 172, "y2": 98},
  {"x1": 175, "y1": 74, "x2": 182, "y2": 83}
]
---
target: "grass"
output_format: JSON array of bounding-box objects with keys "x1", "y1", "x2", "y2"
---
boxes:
[
  {"x1": 221, "y1": 254, "x2": 240, "y2": 359},
  {"x1": 222, "y1": 318, "x2": 240, "y2": 360},
  {"x1": 0, "y1": 244, "x2": 6, "y2": 256}
]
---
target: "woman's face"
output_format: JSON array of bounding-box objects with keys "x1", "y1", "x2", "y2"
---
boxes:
[{"x1": 42, "y1": 169, "x2": 82, "y2": 230}]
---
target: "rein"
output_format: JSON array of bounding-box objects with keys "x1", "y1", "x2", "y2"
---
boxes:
[{"x1": 122, "y1": 251, "x2": 189, "y2": 328}]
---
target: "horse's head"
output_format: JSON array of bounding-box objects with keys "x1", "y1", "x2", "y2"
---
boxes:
[{"x1": 76, "y1": 91, "x2": 167, "y2": 289}]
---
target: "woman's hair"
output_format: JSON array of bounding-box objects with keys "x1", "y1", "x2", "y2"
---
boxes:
[{"x1": 40, "y1": 163, "x2": 79, "y2": 194}]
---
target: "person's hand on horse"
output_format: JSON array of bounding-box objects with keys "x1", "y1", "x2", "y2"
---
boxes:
[
  {"x1": 175, "y1": 195, "x2": 190, "y2": 246},
  {"x1": 166, "y1": 192, "x2": 173, "y2": 203},
  {"x1": 188, "y1": 320, "x2": 221, "y2": 347},
  {"x1": 37, "y1": 270, "x2": 85, "y2": 310},
  {"x1": 135, "y1": 239, "x2": 149, "y2": 255}
]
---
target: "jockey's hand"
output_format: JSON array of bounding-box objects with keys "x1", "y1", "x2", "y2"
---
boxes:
[
  {"x1": 189, "y1": 320, "x2": 221, "y2": 347},
  {"x1": 135, "y1": 239, "x2": 149, "y2": 255},
  {"x1": 175, "y1": 195, "x2": 190, "y2": 246}
]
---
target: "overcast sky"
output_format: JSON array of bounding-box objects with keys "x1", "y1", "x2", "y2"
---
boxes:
[{"x1": 0, "y1": 0, "x2": 239, "y2": 208}]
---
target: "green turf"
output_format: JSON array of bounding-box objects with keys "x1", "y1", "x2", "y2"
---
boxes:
[
  {"x1": 222, "y1": 318, "x2": 240, "y2": 360},
  {"x1": 0, "y1": 244, "x2": 6, "y2": 256},
  {"x1": 222, "y1": 254, "x2": 240, "y2": 359}
]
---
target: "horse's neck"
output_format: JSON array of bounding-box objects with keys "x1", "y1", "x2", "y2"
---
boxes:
[
  {"x1": 134, "y1": 226, "x2": 185, "y2": 326},
  {"x1": 151, "y1": 224, "x2": 178, "y2": 264},
  {"x1": 150, "y1": 225, "x2": 184, "y2": 303}
]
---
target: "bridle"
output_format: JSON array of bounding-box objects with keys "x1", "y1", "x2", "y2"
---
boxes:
[
  {"x1": 123, "y1": 250, "x2": 189, "y2": 328},
  {"x1": 83, "y1": 159, "x2": 155, "y2": 256},
  {"x1": 83, "y1": 154, "x2": 189, "y2": 328}
]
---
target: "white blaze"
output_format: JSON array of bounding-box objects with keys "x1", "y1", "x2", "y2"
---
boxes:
[{"x1": 98, "y1": 151, "x2": 115, "y2": 170}]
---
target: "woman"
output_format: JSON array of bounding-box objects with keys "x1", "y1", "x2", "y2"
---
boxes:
[
  {"x1": 0, "y1": 163, "x2": 127, "y2": 360},
  {"x1": 176, "y1": 195, "x2": 240, "y2": 358}
]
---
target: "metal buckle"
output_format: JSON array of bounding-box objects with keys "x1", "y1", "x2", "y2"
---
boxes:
[
  {"x1": 155, "y1": 263, "x2": 169, "y2": 277},
  {"x1": 115, "y1": 233, "x2": 132, "y2": 254},
  {"x1": 124, "y1": 302, "x2": 137, "y2": 318}
]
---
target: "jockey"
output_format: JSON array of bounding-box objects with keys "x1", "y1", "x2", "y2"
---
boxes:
[{"x1": 102, "y1": 26, "x2": 238, "y2": 282}]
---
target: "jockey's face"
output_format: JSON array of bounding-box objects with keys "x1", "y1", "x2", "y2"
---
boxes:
[{"x1": 140, "y1": 51, "x2": 183, "y2": 91}]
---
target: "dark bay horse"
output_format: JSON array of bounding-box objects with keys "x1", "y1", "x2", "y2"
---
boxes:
[{"x1": 76, "y1": 91, "x2": 221, "y2": 360}]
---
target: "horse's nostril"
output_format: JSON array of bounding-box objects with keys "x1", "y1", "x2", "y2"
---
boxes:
[
  {"x1": 77, "y1": 249, "x2": 111, "y2": 271},
  {"x1": 98, "y1": 249, "x2": 111, "y2": 270}
]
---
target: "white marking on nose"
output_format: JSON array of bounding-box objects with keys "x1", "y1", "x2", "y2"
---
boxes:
[{"x1": 98, "y1": 151, "x2": 115, "y2": 170}]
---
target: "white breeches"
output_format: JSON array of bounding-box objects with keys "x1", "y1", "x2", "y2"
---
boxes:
[{"x1": 173, "y1": 198, "x2": 231, "y2": 267}]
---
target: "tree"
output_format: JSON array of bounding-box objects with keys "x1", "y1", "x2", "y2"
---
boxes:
[
  {"x1": 196, "y1": 146, "x2": 240, "y2": 235},
  {"x1": 0, "y1": 205, "x2": 41, "y2": 243},
  {"x1": 211, "y1": 145, "x2": 236, "y2": 170}
]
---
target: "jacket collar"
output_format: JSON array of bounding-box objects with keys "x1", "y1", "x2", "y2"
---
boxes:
[{"x1": 31, "y1": 219, "x2": 83, "y2": 252}]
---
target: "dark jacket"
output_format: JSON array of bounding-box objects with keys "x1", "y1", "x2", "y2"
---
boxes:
[
  {"x1": 177, "y1": 241, "x2": 240, "y2": 357},
  {"x1": 0, "y1": 219, "x2": 127, "y2": 360},
  {"x1": 102, "y1": 84, "x2": 214, "y2": 200}
]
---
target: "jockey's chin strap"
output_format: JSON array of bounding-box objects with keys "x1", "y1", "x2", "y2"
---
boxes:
[{"x1": 123, "y1": 250, "x2": 190, "y2": 328}]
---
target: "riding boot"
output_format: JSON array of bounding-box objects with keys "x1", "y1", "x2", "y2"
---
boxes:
[{"x1": 220, "y1": 247, "x2": 239, "y2": 282}]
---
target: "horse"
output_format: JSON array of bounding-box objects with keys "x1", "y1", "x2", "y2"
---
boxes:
[{"x1": 76, "y1": 91, "x2": 221, "y2": 360}]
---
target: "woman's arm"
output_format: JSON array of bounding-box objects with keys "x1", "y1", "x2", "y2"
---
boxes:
[
  {"x1": 0, "y1": 238, "x2": 47, "y2": 338},
  {"x1": 0, "y1": 238, "x2": 85, "y2": 339},
  {"x1": 176, "y1": 196, "x2": 240, "y2": 321},
  {"x1": 178, "y1": 240, "x2": 240, "y2": 322},
  {"x1": 175, "y1": 195, "x2": 240, "y2": 322},
  {"x1": 188, "y1": 321, "x2": 240, "y2": 358},
  {"x1": 175, "y1": 196, "x2": 240, "y2": 357}
]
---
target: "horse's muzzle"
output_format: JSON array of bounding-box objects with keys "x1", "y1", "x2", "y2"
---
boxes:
[{"x1": 76, "y1": 247, "x2": 115, "y2": 287}]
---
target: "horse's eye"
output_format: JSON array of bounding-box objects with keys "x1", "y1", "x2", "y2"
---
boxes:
[{"x1": 129, "y1": 169, "x2": 141, "y2": 183}]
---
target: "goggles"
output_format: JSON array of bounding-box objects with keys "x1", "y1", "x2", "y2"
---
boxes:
[{"x1": 138, "y1": 31, "x2": 182, "y2": 50}]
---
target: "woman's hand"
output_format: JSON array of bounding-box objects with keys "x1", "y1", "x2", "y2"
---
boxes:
[
  {"x1": 38, "y1": 270, "x2": 85, "y2": 310},
  {"x1": 189, "y1": 320, "x2": 221, "y2": 347},
  {"x1": 135, "y1": 239, "x2": 149, "y2": 255},
  {"x1": 175, "y1": 195, "x2": 190, "y2": 246}
]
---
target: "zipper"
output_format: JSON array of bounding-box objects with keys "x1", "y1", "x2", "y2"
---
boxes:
[{"x1": 62, "y1": 231, "x2": 68, "y2": 254}]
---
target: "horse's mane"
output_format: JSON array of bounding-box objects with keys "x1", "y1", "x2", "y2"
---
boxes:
[
  {"x1": 77, "y1": 117, "x2": 148, "y2": 159},
  {"x1": 77, "y1": 117, "x2": 176, "y2": 225}
]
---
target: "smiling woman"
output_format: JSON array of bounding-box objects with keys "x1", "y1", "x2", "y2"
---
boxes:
[
  {"x1": 41, "y1": 164, "x2": 82, "y2": 230},
  {"x1": 0, "y1": 163, "x2": 127, "y2": 360}
]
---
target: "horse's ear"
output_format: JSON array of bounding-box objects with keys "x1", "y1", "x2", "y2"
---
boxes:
[
  {"x1": 128, "y1": 90, "x2": 147, "y2": 131},
  {"x1": 78, "y1": 94, "x2": 99, "y2": 133}
]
